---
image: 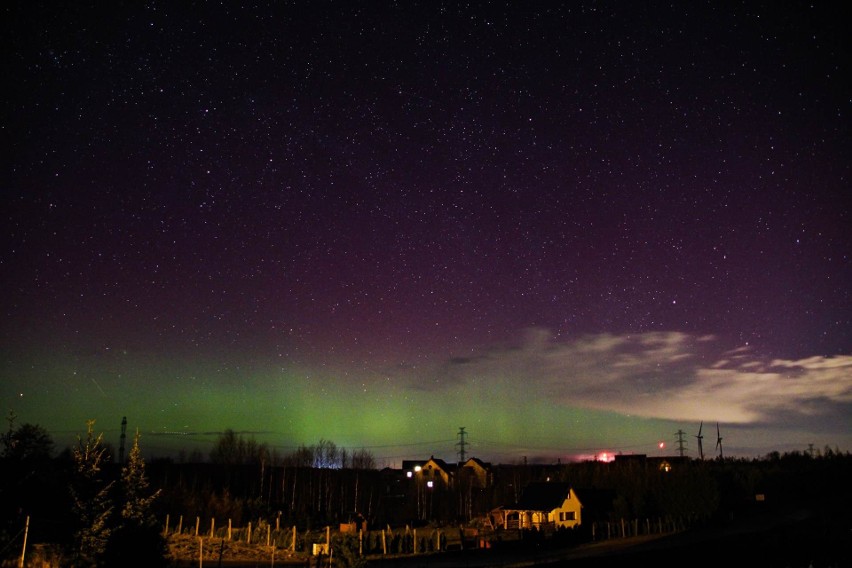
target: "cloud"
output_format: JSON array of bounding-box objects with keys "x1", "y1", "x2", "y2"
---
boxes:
[{"x1": 416, "y1": 328, "x2": 852, "y2": 427}]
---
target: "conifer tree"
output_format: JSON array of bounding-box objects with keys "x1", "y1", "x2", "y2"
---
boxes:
[
  {"x1": 70, "y1": 420, "x2": 113, "y2": 567},
  {"x1": 119, "y1": 430, "x2": 160, "y2": 525},
  {"x1": 105, "y1": 429, "x2": 168, "y2": 567}
]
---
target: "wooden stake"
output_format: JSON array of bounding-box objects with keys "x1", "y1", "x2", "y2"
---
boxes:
[
  {"x1": 164, "y1": 513, "x2": 170, "y2": 536},
  {"x1": 248, "y1": 522, "x2": 252, "y2": 544},
  {"x1": 178, "y1": 515, "x2": 183, "y2": 535},
  {"x1": 198, "y1": 537, "x2": 203, "y2": 568},
  {"x1": 228, "y1": 518, "x2": 232, "y2": 541},
  {"x1": 195, "y1": 516, "x2": 200, "y2": 537},
  {"x1": 18, "y1": 516, "x2": 29, "y2": 568}
]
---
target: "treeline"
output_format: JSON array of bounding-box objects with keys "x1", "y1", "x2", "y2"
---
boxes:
[
  {"x1": 151, "y1": 430, "x2": 380, "y2": 529},
  {"x1": 146, "y1": 431, "x2": 852, "y2": 533}
]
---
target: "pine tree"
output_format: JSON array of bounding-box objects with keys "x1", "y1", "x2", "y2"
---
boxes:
[
  {"x1": 104, "y1": 430, "x2": 168, "y2": 567},
  {"x1": 70, "y1": 420, "x2": 113, "y2": 567},
  {"x1": 119, "y1": 430, "x2": 160, "y2": 525}
]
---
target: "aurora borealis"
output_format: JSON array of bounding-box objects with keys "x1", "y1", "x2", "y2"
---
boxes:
[{"x1": 2, "y1": 2, "x2": 850, "y2": 465}]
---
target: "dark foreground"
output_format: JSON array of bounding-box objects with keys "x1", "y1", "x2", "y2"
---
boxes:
[{"x1": 365, "y1": 510, "x2": 849, "y2": 568}]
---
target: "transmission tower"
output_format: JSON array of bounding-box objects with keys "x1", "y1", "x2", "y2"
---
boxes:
[
  {"x1": 456, "y1": 427, "x2": 468, "y2": 464},
  {"x1": 119, "y1": 416, "x2": 127, "y2": 464},
  {"x1": 675, "y1": 429, "x2": 686, "y2": 458}
]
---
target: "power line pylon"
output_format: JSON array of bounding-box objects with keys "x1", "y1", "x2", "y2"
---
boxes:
[
  {"x1": 119, "y1": 416, "x2": 127, "y2": 464},
  {"x1": 456, "y1": 427, "x2": 467, "y2": 464},
  {"x1": 675, "y1": 429, "x2": 686, "y2": 458}
]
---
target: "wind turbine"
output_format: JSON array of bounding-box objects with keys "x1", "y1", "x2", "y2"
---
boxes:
[
  {"x1": 715, "y1": 422, "x2": 724, "y2": 460},
  {"x1": 695, "y1": 421, "x2": 704, "y2": 460}
]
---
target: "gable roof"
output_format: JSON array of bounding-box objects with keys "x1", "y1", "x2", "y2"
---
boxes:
[
  {"x1": 514, "y1": 482, "x2": 573, "y2": 511},
  {"x1": 463, "y1": 457, "x2": 491, "y2": 469}
]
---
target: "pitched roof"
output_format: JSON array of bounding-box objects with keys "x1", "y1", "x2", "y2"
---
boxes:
[
  {"x1": 514, "y1": 482, "x2": 572, "y2": 511},
  {"x1": 463, "y1": 457, "x2": 491, "y2": 469}
]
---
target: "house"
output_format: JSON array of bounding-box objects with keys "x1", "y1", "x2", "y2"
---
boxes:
[
  {"x1": 402, "y1": 456, "x2": 455, "y2": 487},
  {"x1": 502, "y1": 482, "x2": 582, "y2": 530},
  {"x1": 460, "y1": 457, "x2": 491, "y2": 488}
]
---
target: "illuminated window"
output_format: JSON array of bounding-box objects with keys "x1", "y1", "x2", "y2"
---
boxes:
[{"x1": 426, "y1": 481, "x2": 434, "y2": 488}]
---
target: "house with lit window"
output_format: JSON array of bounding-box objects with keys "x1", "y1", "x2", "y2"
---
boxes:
[
  {"x1": 402, "y1": 456, "x2": 455, "y2": 487},
  {"x1": 501, "y1": 481, "x2": 582, "y2": 530}
]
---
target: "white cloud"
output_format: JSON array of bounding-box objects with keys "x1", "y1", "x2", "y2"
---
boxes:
[{"x1": 423, "y1": 328, "x2": 852, "y2": 426}]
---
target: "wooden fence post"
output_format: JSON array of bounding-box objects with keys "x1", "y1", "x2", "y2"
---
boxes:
[
  {"x1": 198, "y1": 537, "x2": 203, "y2": 568},
  {"x1": 228, "y1": 518, "x2": 232, "y2": 541},
  {"x1": 247, "y1": 522, "x2": 252, "y2": 544},
  {"x1": 178, "y1": 515, "x2": 183, "y2": 535},
  {"x1": 18, "y1": 515, "x2": 29, "y2": 568},
  {"x1": 164, "y1": 513, "x2": 170, "y2": 536},
  {"x1": 195, "y1": 516, "x2": 200, "y2": 537},
  {"x1": 381, "y1": 529, "x2": 387, "y2": 555},
  {"x1": 413, "y1": 528, "x2": 417, "y2": 554},
  {"x1": 267, "y1": 524, "x2": 271, "y2": 547},
  {"x1": 210, "y1": 518, "x2": 215, "y2": 539},
  {"x1": 291, "y1": 526, "x2": 296, "y2": 553}
]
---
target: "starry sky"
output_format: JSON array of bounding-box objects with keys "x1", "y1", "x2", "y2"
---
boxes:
[{"x1": 2, "y1": 2, "x2": 850, "y2": 465}]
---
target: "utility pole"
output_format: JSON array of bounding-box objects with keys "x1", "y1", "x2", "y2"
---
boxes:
[
  {"x1": 119, "y1": 416, "x2": 127, "y2": 464},
  {"x1": 675, "y1": 429, "x2": 686, "y2": 458},
  {"x1": 456, "y1": 427, "x2": 467, "y2": 464}
]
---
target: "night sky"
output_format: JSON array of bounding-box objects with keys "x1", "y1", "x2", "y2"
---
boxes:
[{"x1": 3, "y1": 2, "x2": 850, "y2": 464}]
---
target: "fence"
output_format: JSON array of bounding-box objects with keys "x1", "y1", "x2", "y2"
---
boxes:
[
  {"x1": 590, "y1": 515, "x2": 692, "y2": 540},
  {"x1": 162, "y1": 515, "x2": 463, "y2": 560}
]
